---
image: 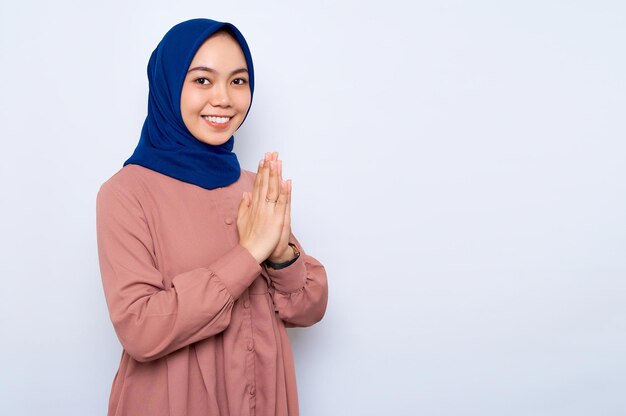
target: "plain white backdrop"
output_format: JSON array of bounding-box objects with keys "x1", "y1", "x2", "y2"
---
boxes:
[{"x1": 1, "y1": 1, "x2": 625, "y2": 415}]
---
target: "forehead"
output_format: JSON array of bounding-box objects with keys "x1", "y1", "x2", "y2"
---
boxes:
[{"x1": 188, "y1": 31, "x2": 247, "y2": 68}]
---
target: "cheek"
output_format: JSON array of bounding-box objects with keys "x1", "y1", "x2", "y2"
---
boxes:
[
  {"x1": 234, "y1": 90, "x2": 252, "y2": 113},
  {"x1": 180, "y1": 88, "x2": 203, "y2": 120}
]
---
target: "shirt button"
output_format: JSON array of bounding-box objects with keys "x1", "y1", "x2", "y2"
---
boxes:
[
  {"x1": 224, "y1": 217, "x2": 233, "y2": 225},
  {"x1": 250, "y1": 386, "x2": 256, "y2": 395},
  {"x1": 247, "y1": 341, "x2": 254, "y2": 351},
  {"x1": 243, "y1": 300, "x2": 250, "y2": 309}
]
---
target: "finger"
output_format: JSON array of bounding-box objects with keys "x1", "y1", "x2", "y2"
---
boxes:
[
  {"x1": 258, "y1": 157, "x2": 270, "y2": 204},
  {"x1": 251, "y1": 159, "x2": 263, "y2": 206},
  {"x1": 238, "y1": 191, "x2": 250, "y2": 215},
  {"x1": 276, "y1": 177, "x2": 288, "y2": 212},
  {"x1": 267, "y1": 160, "x2": 279, "y2": 203},
  {"x1": 279, "y1": 180, "x2": 291, "y2": 244},
  {"x1": 264, "y1": 151, "x2": 278, "y2": 163},
  {"x1": 277, "y1": 159, "x2": 283, "y2": 185},
  {"x1": 285, "y1": 179, "x2": 292, "y2": 223}
]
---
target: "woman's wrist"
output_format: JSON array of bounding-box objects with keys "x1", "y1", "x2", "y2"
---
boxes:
[
  {"x1": 268, "y1": 245, "x2": 296, "y2": 263},
  {"x1": 265, "y1": 243, "x2": 300, "y2": 269},
  {"x1": 239, "y1": 243, "x2": 265, "y2": 264}
]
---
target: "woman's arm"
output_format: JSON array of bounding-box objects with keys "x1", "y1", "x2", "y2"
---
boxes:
[
  {"x1": 96, "y1": 181, "x2": 261, "y2": 363},
  {"x1": 239, "y1": 155, "x2": 328, "y2": 327},
  {"x1": 264, "y1": 233, "x2": 328, "y2": 328}
]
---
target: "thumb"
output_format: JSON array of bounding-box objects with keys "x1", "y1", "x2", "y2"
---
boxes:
[{"x1": 238, "y1": 192, "x2": 250, "y2": 216}]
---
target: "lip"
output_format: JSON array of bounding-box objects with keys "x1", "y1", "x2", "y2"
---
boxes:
[{"x1": 202, "y1": 115, "x2": 234, "y2": 130}]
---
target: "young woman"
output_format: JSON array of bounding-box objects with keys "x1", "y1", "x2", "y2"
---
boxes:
[{"x1": 96, "y1": 18, "x2": 328, "y2": 416}]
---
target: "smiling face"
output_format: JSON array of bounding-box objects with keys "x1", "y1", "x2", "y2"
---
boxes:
[{"x1": 180, "y1": 30, "x2": 251, "y2": 146}]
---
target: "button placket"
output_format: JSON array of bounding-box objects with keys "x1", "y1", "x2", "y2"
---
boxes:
[{"x1": 242, "y1": 289, "x2": 256, "y2": 412}]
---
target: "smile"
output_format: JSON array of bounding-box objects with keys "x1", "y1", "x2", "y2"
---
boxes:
[
  {"x1": 203, "y1": 115, "x2": 232, "y2": 123},
  {"x1": 202, "y1": 115, "x2": 233, "y2": 129}
]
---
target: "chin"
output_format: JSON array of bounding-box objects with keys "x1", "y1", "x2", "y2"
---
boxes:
[
  {"x1": 198, "y1": 134, "x2": 232, "y2": 146},
  {"x1": 187, "y1": 125, "x2": 231, "y2": 146}
]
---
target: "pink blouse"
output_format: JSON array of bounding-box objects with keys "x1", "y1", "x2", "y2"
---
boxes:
[{"x1": 96, "y1": 164, "x2": 328, "y2": 416}]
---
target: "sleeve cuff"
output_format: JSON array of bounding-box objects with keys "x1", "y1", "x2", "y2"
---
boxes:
[
  {"x1": 210, "y1": 244, "x2": 262, "y2": 299},
  {"x1": 264, "y1": 255, "x2": 307, "y2": 293}
]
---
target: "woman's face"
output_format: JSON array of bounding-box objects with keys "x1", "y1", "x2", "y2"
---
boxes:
[{"x1": 180, "y1": 31, "x2": 251, "y2": 146}]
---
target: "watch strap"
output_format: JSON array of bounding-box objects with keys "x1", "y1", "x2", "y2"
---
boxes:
[{"x1": 264, "y1": 243, "x2": 301, "y2": 270}]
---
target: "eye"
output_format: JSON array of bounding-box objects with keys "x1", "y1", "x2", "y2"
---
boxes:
[
  {"x1": 194, "y1": 77, "x2": 211, "y2": 85},
  {"x1": 232, "y1": 78, "x2": 248, "y2": 86}
]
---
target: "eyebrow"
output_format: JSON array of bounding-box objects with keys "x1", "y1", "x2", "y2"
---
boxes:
[{"x1": 187, "y1": 66, "x2": 248, "y2": 76}]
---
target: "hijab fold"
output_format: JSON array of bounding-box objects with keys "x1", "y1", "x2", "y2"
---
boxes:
[{"x1": 123, "y1": 18, "x2": 255, "y2": 190}]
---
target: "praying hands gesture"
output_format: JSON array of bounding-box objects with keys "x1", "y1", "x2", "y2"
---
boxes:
[{"x1": 237, "y1": 152, "x2": 294, "y2": 264}]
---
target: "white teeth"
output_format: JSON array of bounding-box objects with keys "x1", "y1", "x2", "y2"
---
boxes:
[{"x1": 203, "y1": 116, "x2": 231, "y2": 124}]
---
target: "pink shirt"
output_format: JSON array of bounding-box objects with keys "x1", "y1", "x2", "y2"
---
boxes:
[{"x1": 96, "y1": 164, "x2": 328, "y2": 416}]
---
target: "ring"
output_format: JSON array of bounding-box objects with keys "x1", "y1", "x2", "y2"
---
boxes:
[{"x1": 265, "y1": 197, "x2": 278, "y2": 204}]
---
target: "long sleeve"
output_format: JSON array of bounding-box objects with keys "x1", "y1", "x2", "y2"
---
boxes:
[
  {"x1": 96, "y1": 181, "x2": 262, "y2": 363},
  {"x1": 264, "y1": 233, "x2": 328, "y2": 328}
]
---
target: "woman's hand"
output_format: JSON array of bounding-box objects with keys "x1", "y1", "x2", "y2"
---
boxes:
[
  {"x1": 265, "y1": 153, "x2": 294, "y2": 264},
  {"x1": 237, "y1": 152, "x2": 293, "y2": 264}
]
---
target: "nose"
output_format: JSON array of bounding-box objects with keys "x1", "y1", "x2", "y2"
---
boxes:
[{"x1": 209, "y1": 83, "x2": 232, "y2": 107}]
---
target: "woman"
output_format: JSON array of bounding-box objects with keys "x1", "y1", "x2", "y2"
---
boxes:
[{"x1": 96, "y1": 18, "x2": 328, "y2": 416}]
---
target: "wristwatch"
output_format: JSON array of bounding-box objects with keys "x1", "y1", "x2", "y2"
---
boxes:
[{"x1": 264, "y1": 243, "x2": 301, "y2": 270}]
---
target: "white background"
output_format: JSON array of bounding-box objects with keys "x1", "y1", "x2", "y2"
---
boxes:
[{"x1": 1, "y1": 1, "x2": 625, "y2": 415}]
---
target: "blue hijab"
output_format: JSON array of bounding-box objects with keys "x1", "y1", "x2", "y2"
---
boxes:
[{"x1": 123, "y1": 18, "x2": 254, "y2": 189}]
